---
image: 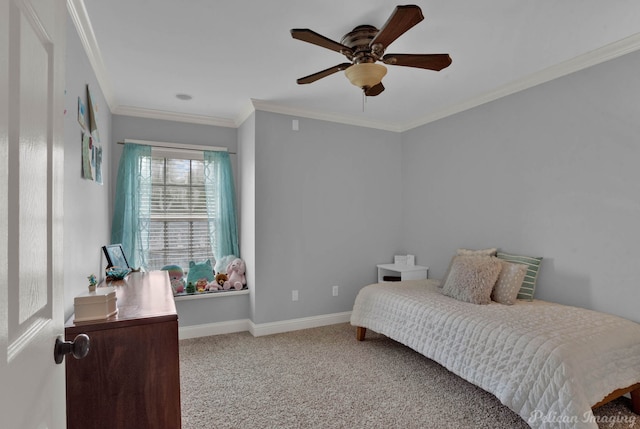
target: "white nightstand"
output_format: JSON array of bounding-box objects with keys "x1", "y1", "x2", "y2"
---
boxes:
[{"x1": 377, "y1": 264, "x2": 429, "y2": 283}]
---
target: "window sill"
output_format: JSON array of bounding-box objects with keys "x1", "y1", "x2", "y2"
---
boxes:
[{"x1": 174, "y1": 289, "x2": 249, "y2": 301}]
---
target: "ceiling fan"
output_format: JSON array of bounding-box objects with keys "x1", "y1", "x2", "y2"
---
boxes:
[{"x1": 290, "y1": 5, "x2": 452, "y2": 97}]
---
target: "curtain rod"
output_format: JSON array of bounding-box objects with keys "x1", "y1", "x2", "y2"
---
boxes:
[{"x1": 119, "y1": 139, "x2": 236, "y2": 154}]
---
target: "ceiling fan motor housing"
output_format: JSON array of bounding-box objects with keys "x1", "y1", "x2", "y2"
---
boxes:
[{"x1": 340, "y1": 25, "x2": 382, "y2": 63}]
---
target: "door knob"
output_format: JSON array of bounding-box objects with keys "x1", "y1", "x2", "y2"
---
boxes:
[{"x1": 54, "y1": 334, "x2": 90, "y2": 364}]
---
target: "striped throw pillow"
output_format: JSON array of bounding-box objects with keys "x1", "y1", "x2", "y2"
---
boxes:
[{"x1": 496, "y1": 252, "x2": 542, "y2": 301}]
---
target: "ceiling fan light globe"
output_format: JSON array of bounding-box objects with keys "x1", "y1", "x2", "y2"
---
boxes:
[{"x1": 344, "y1": 63, "x2": 387, "y2": 89}]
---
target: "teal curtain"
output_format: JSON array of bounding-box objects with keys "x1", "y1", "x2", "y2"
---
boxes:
[
  {"x1": 204, "y1": 150, "x2": 239, "y2": 259},
  {"x1": 110, "y1": 143, "x2": 152, "y2": 269}
]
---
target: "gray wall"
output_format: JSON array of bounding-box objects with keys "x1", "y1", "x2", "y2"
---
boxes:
[
  {"x1": 401, "y1": 49, "x2": 640, "y2": 323},
  {"x1": 63, "y1": 14, "x2": 112, "y2": 320},
  {"x1": 252, "y1": 112, "x2": 403, "y2": 324}
]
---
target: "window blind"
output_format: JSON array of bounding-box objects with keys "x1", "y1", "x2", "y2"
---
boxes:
[{"x1": 147, "y1": 149, "x2": 216, "y2": 270}]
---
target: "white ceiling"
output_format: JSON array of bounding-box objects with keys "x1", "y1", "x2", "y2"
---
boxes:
[{"x1": 75, "y1": 0, "x2": 640, "y2": 131}]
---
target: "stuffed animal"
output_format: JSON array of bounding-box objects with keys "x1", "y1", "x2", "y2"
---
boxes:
[
  {"x1": 224, "y1": 258, "x2": 246, "y2": 290},
  {"x1": 205, "y1": 273, "x2": 227, "y2": 292},
  {"x1": 216, "y1": 272, "x2": 228, "y2": 287},
  {"x1": 186, "y1": 259, "x2": 214, "y2": 287},
  {"x1": 161, "y1": 264, "x2": 185, "y2": 294},
  {"x1": 196, "y1": 278, "x2": 208, "y2": 293},
  {"x1": 215, "y1": 255, "x2": 237, "y2": 274}
]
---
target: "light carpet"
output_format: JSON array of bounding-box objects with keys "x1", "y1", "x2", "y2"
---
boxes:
[{"x1": 179, "y1": 323, "x2": 639, "y2": 429}]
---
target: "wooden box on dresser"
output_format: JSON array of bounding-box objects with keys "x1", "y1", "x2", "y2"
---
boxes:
[{"x1": 65, "y1": 271, "x2": 181, "y2": 429}]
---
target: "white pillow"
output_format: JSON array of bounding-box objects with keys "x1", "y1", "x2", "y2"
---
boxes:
[
  {"x1": 457, "y1": 248, "x2": 498, "y2": 256},
  {"x1": 440, "y1": 248, "x2": 498, "y2": 287},
  {"x1": 442, "y1": 256, "x2": 503, "y2": 304},
  {"x1": 491, "y1": 261, "x2": 528, "y2": 305}
]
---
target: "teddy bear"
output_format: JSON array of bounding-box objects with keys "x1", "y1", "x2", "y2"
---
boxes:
[
  {"x1": 216, "y1": 272, "x2": 228, "y2": 288},
  {"x1": 205, "y1": 272, "x2": 228, "y2": 291},
  {"x1": 223, "y1": 258, "x2": 246, "y2": 290}
]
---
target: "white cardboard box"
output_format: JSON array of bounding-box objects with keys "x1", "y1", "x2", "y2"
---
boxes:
[
  {"x1": 394, "y1": 255, "x2": 408, "y2": 265},
  {"x1": 74, "y1": 287, "x2": 117, "y2": 323}
]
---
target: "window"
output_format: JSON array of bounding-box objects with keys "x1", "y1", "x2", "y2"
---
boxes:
[
  {"x1": 147, "y1": 152, "x2": 215, "y2": 270},
  {"x1": 111, "y1": 142, "x2": 239, "y2": 272}
]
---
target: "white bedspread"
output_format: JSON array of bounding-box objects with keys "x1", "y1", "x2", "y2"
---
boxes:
[{"x1": 350, "y1": 280, "x2": 640, "y2": 428}]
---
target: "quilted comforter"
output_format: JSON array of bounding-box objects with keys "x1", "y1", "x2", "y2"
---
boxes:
[{"x1": 350, "y1": 279, "x2": 640, "y2": 428}]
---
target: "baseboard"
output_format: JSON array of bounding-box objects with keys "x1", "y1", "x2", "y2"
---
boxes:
[
  {"x1": 178, "y1": 311, "x2": 352, "y2": 340},
  {"x1": 179, "y1": 319, "x2": 251, "y2": 340},
  {"x1": 249, "y1": 311, "x2": 352, "y2": 337}
]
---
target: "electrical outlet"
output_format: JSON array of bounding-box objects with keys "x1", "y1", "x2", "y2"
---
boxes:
[
  {"x1": 332, "y1": 285, "x2": 339, "y2": 296},
  {"x1": 292, "y1": 290, "x2": 298, "y2": 301}
]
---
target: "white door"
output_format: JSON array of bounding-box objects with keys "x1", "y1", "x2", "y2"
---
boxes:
[{"x1": 0, "y1": 0, "x2": 67, "y2": 428}]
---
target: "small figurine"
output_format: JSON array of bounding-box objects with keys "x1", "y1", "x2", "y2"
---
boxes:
[
  {"x1": 186, "y1": 282, "x2": 196, "y2": 294},
  {"x1": 88, "y1": 274, "x2": 97, "y2": 292},
  {"x1": 196, "y1": 279, "x2": 208, "y2": 293}
]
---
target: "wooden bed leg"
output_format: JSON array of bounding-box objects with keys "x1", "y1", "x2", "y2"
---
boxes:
[
  {"x1": 356, "y1": 326, "x2": 366, "y2": 341},
  {"x1": 631, "y1": 387, "x2": 640, "y2": 414},
  {"x1": 593, "y1": 383, "x2": 640, "y2": 412}
]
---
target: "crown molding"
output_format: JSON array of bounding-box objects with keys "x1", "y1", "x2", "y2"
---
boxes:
[
  {"x1": 400, "y1": 32, "x2": 640, "y2": 132},
  {"x1": 234, "y1": 100, "x2": 258, "y2": 127},
  {"x1": 112, "y1": 105, "x2": 236, "y2": 128},
  {"x1": 66, "y1": 0, "x2": 115, "y2": 110},
  {"x1": 249, "y1": 99, "x2": 404, "y2": 133},
  {"x1": 67, "y1": 0, "x2": 237, "y2": 128},
  {"x1": 246, "y1": 31, "x2": 640, "y2": 133}
]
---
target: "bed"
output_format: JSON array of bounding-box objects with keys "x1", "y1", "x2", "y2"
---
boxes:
[{"x1": 350, "y1": 279, "x2": 640, "y2": 429}]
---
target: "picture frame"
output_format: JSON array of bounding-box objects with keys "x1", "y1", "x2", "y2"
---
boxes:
[{"x1": 102, "y1": 244, "x2": 130, "y2": 269}]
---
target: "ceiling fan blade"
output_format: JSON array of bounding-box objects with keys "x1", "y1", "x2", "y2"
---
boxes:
[
  {"x1": 382, "y1": 53, "x2": 452, "y2": 71},
  {"x1": 369, "y1": 5, "x2": 424, "y2": 49},
  {"x1": 291, "y1": 29, "x2": 353, "y2": 54},
  {"x1": 364, "y1": 82, "x2": 385, "y2": 97},
  {"x1": 296, "y1": 63, "x2": 353, "y2": 85}
]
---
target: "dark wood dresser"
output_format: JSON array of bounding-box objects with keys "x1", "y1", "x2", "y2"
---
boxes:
[{"x1": 65, "y1": 271, "x2": 181, "y2": 429}]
